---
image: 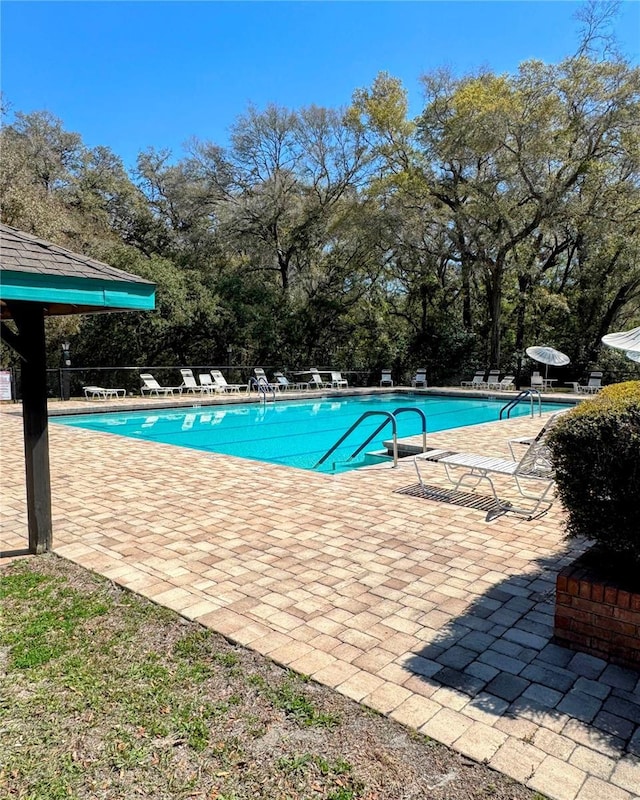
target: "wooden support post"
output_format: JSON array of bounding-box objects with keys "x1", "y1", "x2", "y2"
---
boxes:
[{"x1": 10, "y1": 302, "x2": 53, "y2": 553}]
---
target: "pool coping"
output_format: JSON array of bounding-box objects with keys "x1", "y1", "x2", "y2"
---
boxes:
[{"x1": 7, "y1": 385, "x2": 581, "y2": 419}]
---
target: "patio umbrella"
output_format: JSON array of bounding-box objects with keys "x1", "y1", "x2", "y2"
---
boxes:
[
  {"x1": 525, "y1": 345, "x2": 570, "y2": 381},
  {"x1": 627, "y1": 351, "x2": 640, "y2": 364},
  {"x1": 601, "y1": 325, "x2": 640, "y2": 353}
]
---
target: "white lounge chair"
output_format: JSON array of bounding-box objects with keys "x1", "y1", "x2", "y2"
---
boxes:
[
  {"x1": 210, "y1": 370, "x2": 248, "y2": 393},
  {"x1": 380, "y1": 369, "x2": 393, "y2": 387},
  {"x1": 483, "y1": 369, "x2": 501, "y2": 389},
  {"x1": 577, "y1": 371, "x2": 603, "y2": 394},
  {"x1": 140, "y1": 373, "x2": 183, "y2": 396},
  {"x1": 254, "y1": 368, "x2": 280, "y2": 391},
  {"x1": 309, "y1": 368, "x2": 332, "y2": 389},
  {"x1": 414, "y1": 413, "x2": 563, "y2": 519},
  {"x1": 198, "y1": 374, "x2": 220, "y2": 393},
  {"x1": 83, "y1": 385, "x2": 126, "y2": 400},
  {"x1": 330, "y1": 371, "x2": 348, "y2": 388},
  {"x1": 461, "y1": 371, "x2": 485, "y2": 388},
  {"x1": 273, "y1": 372, "x2": 308, "y2": 390},
  {"x1": 180, "y1": 369, "x2": 211, "y2": 394},
  {"x1": 411, "y1": 369, "x2": 428, "y2": 388},
  {"x1": 494, "y1": 375, "x2": 515, "y2": 391}
]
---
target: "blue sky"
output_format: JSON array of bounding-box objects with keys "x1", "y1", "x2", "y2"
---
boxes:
[{"x1": 2, "y1": 1, "x2": 639, "y2": 169}]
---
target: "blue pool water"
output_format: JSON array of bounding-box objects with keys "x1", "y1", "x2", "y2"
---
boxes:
[{"x1": 53, "y1": 394, "x2": 569, "y2": 474}]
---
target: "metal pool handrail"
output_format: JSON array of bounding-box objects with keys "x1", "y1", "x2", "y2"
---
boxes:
[
  {"x1": 249, "y1": 377, "x2": 276, "y2": 403},
  {"x1": 500, "y1": 389, "x2": 541, "y2": 419},
  {"x1": 348, "y1": 407, "x2": 428, "y2": 463},
  {"x1": 315, "y1": 411, "x2": 398, "y2": 468},
  {"x1": 314, "y1": 407, "x2": 428, "y2": 469}
]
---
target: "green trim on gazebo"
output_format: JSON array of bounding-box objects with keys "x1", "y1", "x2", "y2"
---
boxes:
[{"x1": 0, "y1": 270, "x2": 155, "y2": 312}]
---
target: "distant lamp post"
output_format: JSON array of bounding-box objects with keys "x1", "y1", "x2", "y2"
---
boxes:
[
  {"x1": 61, "y1": 341, "x2": 71, "y2": 400},
  {"x1": 226, "y1": 344, "x2": 232, "y2": 370}
]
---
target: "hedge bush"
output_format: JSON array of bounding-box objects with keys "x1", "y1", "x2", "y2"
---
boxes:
[{"x1": 547, "y1": 381, "x2": 640, "y2": 564}]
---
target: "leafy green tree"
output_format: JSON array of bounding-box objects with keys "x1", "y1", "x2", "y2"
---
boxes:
[
  {"x1": 2, "y1": 32, "x2": 638, "y2": 384},
  {"x1": 72, "y1": 245, "x2": 223, "y2": 369}
]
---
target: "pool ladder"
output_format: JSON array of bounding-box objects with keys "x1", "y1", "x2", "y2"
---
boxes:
[
  {"x1": 500, "y1": 389, "x2": 542, "y2": 419},
  {"x1": 250, "y1": 376, "x2": 277, "y2": 404},
  {"x1": 314, "y1": 407, "x2": 427, "y2": 470}
]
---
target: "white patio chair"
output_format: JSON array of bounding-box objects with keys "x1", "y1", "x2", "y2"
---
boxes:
[
  {"x1": 140, "y1": 373, "x2": 182, "y2": 396},
  {"x1": 180, "y1": 369, "x2": 210, "y2": 394},
  {"x1": 210, "y1": 370, "x2": 248, "y2": 393},
  {"x1": 493, "y1": 375, "x2": 515, "y2": 391},
  {"x1": 83, "y1": 385, "x2": 126, "y2": 400},
  {"x1": 411, "y1": 369, "x2": 428, "y2": 388},
  {"x1": 577, "y1": 372, "x2": 603, "y2": 394},
  {"x1": 461, "y1": 371, "x2": 485, "y2": 388},
  {"x1": 273, "y1": 372, "x2": 309, "y2": 390},
  {"x1": 380, "y1": 369, "x2": 393, "y2": 387},
  {"x1": 530, "y1": 372, "x2": 545, "y2": 392},
  {"x1": 330, "y1": 371, "x2": 348, "y2": 388},
  {"x1": 198, "y1": 374, "x2": 220, "y2": 393},
  {"x1": 309, "y1": 368, "x2": 332, "y2": 389},
  {"x1": 414, "y1": 412, "x2": 564, "y2": 519},
  {"x1": 254, "y1": 368, "x2": 280, "y2": 391},
  {"x1": 483, "y1": 369, "x2": 501, "y2": 389}
]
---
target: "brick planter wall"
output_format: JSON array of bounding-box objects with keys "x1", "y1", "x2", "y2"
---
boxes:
[{"x1": 554, "y1": 552, "x2": 640, "y2": 670}]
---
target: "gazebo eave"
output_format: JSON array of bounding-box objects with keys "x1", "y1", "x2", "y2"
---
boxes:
[{"x1": 0, "y1": 270, "x2": 155, "y2": 319}]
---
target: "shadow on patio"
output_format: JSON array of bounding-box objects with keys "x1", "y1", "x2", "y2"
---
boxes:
[{"x1": 403, "y1": 549, "x2": 640, "y2": 759}]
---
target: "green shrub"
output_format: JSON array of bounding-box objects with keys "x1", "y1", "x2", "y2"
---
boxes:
[{"x1": 547, "y1": 381, "x2": 640, "y2": 563}]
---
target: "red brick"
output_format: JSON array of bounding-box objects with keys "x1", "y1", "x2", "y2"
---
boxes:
[
  {"x1": 567, "y1": 576, "x2": 580, "y2": 596},
  {"x1": 605, "y1": 641, "x2": 640, "y2": 659},
  {"x1": 591, "y1": 582, "x2": 605, "y2": 603},
  {"x1": 556, "y1": 574, "x2": 568, "y2": 592},
  {"x1": 567, "y1": 608, "x2": 594, "y2": 625},
  {"x1": 554, "y1": 613, "x2": 572, "y2": 631},
  {"x1": 572, "y1": 597, "x2": 598, "y2": 614},
  {"x1": 595, "y1": 617, "x2": 636, "y2": 636},
  {"x1": 578, "y1": 580, "x2": 592, "y2": 599},
  {"x1": 591, "y1": 605, "x2": 615, "y2": 621},
  {"x1": 612, "y1": 606, "x2": 640, "y2": 625},
  {"x1": 592, "y1": 628, "x2": 614, "y2": 643},
  {"x1": 568, "y1": 618, "x2": 597, "y2": 636},
  {"x1": 558, "y1": 615, "x2": 640, "y2": 668},
  {"x1": 630, "y1": 593, "x2": 640, "y2": 611},
  {"x1": 617, "y1": 590, "x2": 631, "y2": 609},
  {"x1": 606, "y1": 633, "x2": 640, "y2": 650},
  {"x1": 556, "y1": 591, "x2": 573, "y2": 607},
  {"x1": 604, "y1": 586, "x2": 618, "y2": 605},
  {"x1": 557, "y1": 627, "x2": 592, "y2": 645}
]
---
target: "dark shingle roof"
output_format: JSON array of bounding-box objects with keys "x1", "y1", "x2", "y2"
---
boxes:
[{"x1": 0, "y1": 224, "x2": 154, "y2": 285}]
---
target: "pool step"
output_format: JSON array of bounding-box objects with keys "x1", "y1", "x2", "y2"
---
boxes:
[
  {"x1": 362, "y1": 449, "x2": 394, "y2": 466},
  {"x1": 382, "y1": 440, "x2": 424, "y2": 458},
  {"x1": 319, "y1": 449, "x2": 394, "y2": 473}
]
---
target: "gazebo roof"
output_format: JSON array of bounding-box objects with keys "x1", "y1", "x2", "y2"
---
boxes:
[{"x1": 0, "y1": 224, "x2": 155, "y2": 319}]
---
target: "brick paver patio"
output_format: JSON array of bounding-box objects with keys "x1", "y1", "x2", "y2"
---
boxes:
[{"x1": 1, "y1": 393, "x2": 639, "y2": 800}]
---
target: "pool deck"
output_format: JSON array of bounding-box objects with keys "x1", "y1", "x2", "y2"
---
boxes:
[{"x1": 2, "y1": 388, "x2": 639, "y2": 800}]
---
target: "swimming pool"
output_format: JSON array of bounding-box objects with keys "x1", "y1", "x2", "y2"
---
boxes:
[{"x1": 54, "y1": 394, "x2": 571, "y2": 474}]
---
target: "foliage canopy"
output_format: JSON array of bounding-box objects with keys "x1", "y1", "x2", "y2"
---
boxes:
[{"x1": 1, "y1": 50, "x2": 639, "y2": 385}]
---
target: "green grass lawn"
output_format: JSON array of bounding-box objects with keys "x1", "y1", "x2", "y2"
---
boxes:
[{"x1": 0, "y1": 555, "x2": 545, "y2": 800}]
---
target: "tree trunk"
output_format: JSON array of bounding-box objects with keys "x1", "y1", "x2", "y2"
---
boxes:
[{"x1": 514, "y1": 274, "x2": 532, "y2": 388}]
